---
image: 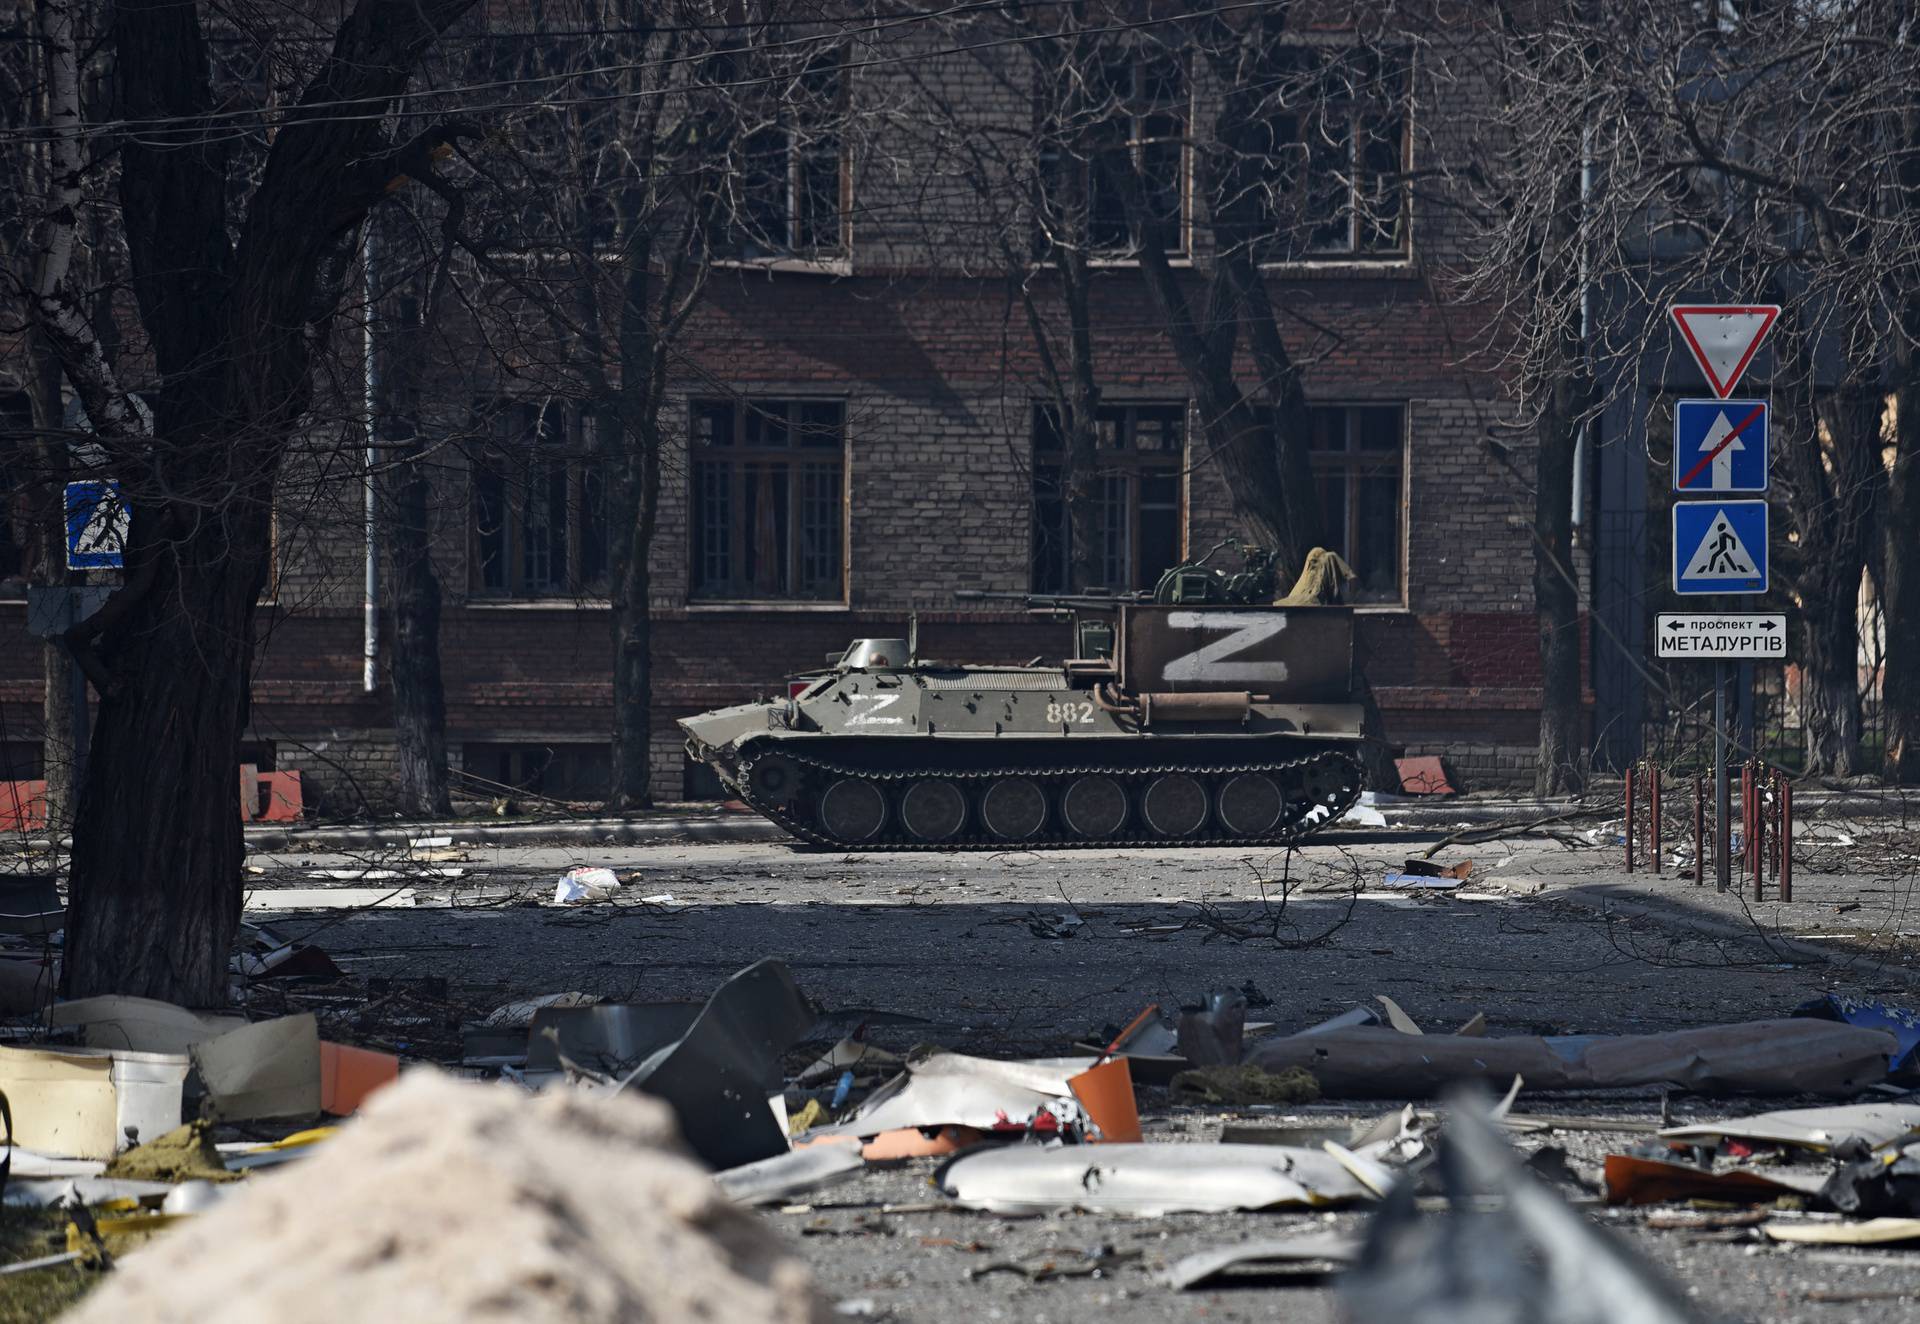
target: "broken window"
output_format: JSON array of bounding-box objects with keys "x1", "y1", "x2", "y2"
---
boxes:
[
  {"x1": 1257, "y1": 50, "x2": 1409, "y2": 259},
  {"x1": 1308, "y1": 404, "x2": 1404, "y2": 603},
  {"x1": 470, "y1": 400, "x2": 609, "y2": 599},
  {"x1": 709, "y1": 50, "x2": 848, "y2": 261},
  {"x1": 462, "y1": 742, "x2": 611, "y2": 801},
  {"x1": 1031, "y1": 402, "x2": 1185, "y2": 593},
  {"x1": 690, "y1": 399, "x2": 845, "y2": 601},
  {"x1": 1039, "y1": 48, "x2": 1189, "y2": 258}
]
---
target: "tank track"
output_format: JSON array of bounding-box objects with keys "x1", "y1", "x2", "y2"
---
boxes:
[{"x1": 734, "y1": 745, "x2": 1365, "y2": 851}]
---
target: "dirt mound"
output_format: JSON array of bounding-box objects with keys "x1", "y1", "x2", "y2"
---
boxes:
[{"x1": 67, "y1": 1072, "x2": 828, "y2": 1324}]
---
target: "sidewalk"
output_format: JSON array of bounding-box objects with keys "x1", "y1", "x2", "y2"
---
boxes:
[{"x1": 237, "y1": 782, "x2": 1920, "y2": 852}]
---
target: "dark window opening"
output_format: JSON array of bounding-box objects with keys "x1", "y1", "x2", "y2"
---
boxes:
[
  {"x1": 709, "y1": 50, "x2": 848, "y2": 261},
  {"x1": 690, "y1": 398, "x2": 845, "y2": 601},
  {"x1": 1041, "y1": 49, "x2": 1189, "y2": 259},
  {"x1": 1032, "y1": 402, "x2": 1185, "y2": 593},
  {"x1": 1307, "y1": 404, "x2": 1404, "y2": 602},
  {"x1": 463, "y1": 742, "x2": 611, "y2": 802},
  {"x1": 1257, "y1": 50, "x2": 1409, "y2": 260},
  {"x1": 470, "y1": 401, "x2": 610, "y2": 599}
]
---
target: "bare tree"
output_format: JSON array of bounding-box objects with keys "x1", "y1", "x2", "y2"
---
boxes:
[
  {"x1": 18, "y1": 0, "x2": 478, "y2": 1002},
  {"x1": 1439, "y1": 0, "x2": 1919, "y2": 780},
  {"x1": 427, "y1": 3, "x2": 856, "y2": 809}
]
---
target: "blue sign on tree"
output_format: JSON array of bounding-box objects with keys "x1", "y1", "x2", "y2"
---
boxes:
[{"x1": 64, "y1": 481, "x2": 125, "y2": 570}]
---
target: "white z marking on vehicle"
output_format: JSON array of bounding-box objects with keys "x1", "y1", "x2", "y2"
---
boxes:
[
  {"x1": 847, "y1": 693, "x2": 905, "y2": 726},
  {"x1": 1161, "y1": 612, "x2": 1290, "y2": 684}
]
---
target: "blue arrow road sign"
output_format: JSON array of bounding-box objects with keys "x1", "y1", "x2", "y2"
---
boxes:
[
  {"x1": 1672, "y1": 500, "x2": 1767, "y2": 595},
  {"x1": 64, "y1": 480, "x2": 125, "y2": 570},
  {"x1": 1674, "y1": 399, "x2": 1768, "y2": 493}
]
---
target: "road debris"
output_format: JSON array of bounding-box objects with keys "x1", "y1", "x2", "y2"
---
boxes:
[
  {"x1": 1343, "y1": 1093, "x2": 1704, "y2": 1323},
  {"x1": 551, "y1": 865, "x2": 621, "y2": 905},
  {"x1": 1246, "y1": 1016, "x2": 1896, "y2": 1097},
  {"x1": 937, "y1": 1142, "x2": 1375, "y2": 1215},
  {"x1": 61, "y1": 1073, "x2": 830, "y2": 1324},
  {"x1": 1164, "y1": 1231, "x2": 1362, "y2": 1290},
  {"x1": 716, "y1": 1144, "x2": 866, "y2": 1206},
  {"x1": 1602, "y1": 1152, "x2": 1827, "y2": 1205},
  {"x1": 1794, "y1": 994, "x2": 1920, "y2": 1078},
  {"x1": 1658, "y1": 1102, "x2": 1920, "y2": 1153},
  {"x1": 609, "y1": 958, "x2": 815, "y2": 1170}
]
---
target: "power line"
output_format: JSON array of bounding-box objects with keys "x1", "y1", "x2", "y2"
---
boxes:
[{"x1": 0, "y1": 0, "x2": 1301, "y2": 148}]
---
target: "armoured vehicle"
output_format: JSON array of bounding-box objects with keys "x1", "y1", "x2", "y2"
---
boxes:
[{"x1": 680, "y1": 549, "x2": 1368, "y2": 850}]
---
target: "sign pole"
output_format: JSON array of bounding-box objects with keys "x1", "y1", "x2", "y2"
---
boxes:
[{"x1": 1714, "y1": 659, "x2": 1731, "y2": 892}]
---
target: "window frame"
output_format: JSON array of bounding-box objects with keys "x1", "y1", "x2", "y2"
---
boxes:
[
  {"x1": 1256, "y1": 49, "x2": 1412, "y2": 265},
  {"x1": 1031, "y1": 400, "x2": 1189, "y2": 594},
  {"x1": 687, "y1": 396, "x2": 849, "y2": 605},
  {"x1": 1305, "y1": 402, "x2": 1409, "y2": 606},
  {"x1": 710, "y1": 49, "x2": 853, "y2": 266},
  {"x1": 1037, "y1": 48, "x2": 1194, "y2": 264},
  {"x1": 467, "y1": 400, "x2": 611, "y2": 602}
]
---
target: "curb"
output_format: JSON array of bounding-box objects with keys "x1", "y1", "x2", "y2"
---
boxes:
[{"x1": 244, "y1": 815, "x2": 787, "y2": 852}]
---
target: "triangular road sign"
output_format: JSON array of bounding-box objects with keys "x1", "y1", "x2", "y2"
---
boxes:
[
  {"x1": 1680, "y1": 508, "x2": 1761, "y2": 579},
  {"x1": 1670, "y1": 305, "x2": 1779, "y2": 398}
]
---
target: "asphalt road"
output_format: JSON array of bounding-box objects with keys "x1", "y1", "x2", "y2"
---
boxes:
[{"x1": 242, "y1": 829, "x2": 1920, "y2": 1323}]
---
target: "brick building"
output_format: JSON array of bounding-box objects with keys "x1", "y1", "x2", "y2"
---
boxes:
[{"x1": 0, "y1": 17, "x2": 1558, "y2": 810}]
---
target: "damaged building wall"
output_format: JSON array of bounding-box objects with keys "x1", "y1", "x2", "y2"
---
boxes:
[{"x1": 0, "y1": 10, "x2": 1564, "y2": 808}]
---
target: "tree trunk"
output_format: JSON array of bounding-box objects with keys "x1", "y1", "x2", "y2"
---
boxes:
[
  {"x1": 1887, "y1": 354, "x2": 1920, "y2": 782},
  {"x1": 24, "y1": 328, "x2": 76, "y2": 826},
  {"x1": 379, "y1": 450, "x2": 451, "y2": 817},
  {"x1": 1802, "y1": 585, "x2": 1865, "y2": 777},
  {"x1": 1884, "y1": 103, "x2": 1920, "y2": 783},
  {"x1": 1534, "y1": 387, "x2": 1585, "y2": 795},
  {"x1": 44, "y1": 0, "x2": 476, "y2": 1001},
  {"x1": 61, "y1": 505, "x2": 272, "y2": 1004},
  {"x1": 609, "y1": 506, "x2": 655, "y2": 809},
  {"x1": 607, "y1": 247, "x2": 667, "y2": 812},
  {"x1": 374, "y1": 252, "x2": 451, "y2": 818}
]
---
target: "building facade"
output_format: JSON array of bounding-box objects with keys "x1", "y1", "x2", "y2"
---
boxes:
[{"x1": 0, "y1": 16, "x2": 1562, "y2": 810}]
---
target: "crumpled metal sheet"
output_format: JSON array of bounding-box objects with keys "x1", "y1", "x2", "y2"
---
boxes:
[
  {"x1": 1660, "y1": 1103, "x2": 1920, "y2": 1153},
  {"x1": 1343, "y1": 1094, "x2": 1704, "y2": 1324},
  {"x1": 935, "y1": 1142, "x2": 1372, "y2": 1216},
  {"x1": 813, "y1": 1054, "x2": 1086, "y2": 1138},
  {"x1": 608, "y1": 958, "x2": 814, "y2": 1170},
  {"x1": 1164, "y1": 1231, "x2": 1362, "y2": 1290},
  {"x1": 1247, "y1": 1019, "x2": 1894, "y2": 1098},
  {"x1": 1794, "y1": 994, "x2": 1920, "y2": 1079},
  {"x1": 713, "y1": 1143, "x2": 864, "y2": 1206},
  {"x1": 525, "y1": 1003, "x2": 701, "y2": 1076}
]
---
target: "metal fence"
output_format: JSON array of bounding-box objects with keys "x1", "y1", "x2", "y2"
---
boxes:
[{"x1": 1590, "y1": 510, "x2": 1887, "y2": 776}]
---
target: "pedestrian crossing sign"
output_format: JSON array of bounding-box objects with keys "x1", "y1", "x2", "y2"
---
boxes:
[{"x1": 1672, "y1": 500, "x2": 1767, "y2": 595}]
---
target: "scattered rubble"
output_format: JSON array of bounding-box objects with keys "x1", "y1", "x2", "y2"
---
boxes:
[{"x1": 62, "y1": 1073, "x2": 831, "y2": 1324}]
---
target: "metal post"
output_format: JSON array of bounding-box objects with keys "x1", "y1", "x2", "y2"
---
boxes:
[
  {"x1": 1749, "y1": 764, "x2": 1765, "y2": 900},
  {"x1": 1780, "y1": 779, "x2": 1793, "y2": 903},
  {"x1": 1650, "y1": 764, "x2": 1662, "y2": 875},
  {"x1": 1624, "y1": 764, "x2": 1636, "y2": 873},
  {"x1": 1737, "y1": 659, "x2": 1756, "y2": 760},
  {"x1": 1714, "y1": 662, "x2": 1731, "y2": 892},
  {"x1": 1692, "y1": 774, "x2": 1705, "y2": 885}
]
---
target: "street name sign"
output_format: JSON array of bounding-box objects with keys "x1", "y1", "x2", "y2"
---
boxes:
[
  {"x1": 1672, "y1": 499, "x2": 1768, "y2": 595},
  {"x1": 1669, "y1": 305, "x2": 1779, "y2": 398},
  {"x1": 1656, "y1": 613, "x2": 1785, "y2": 659},
  {"x1": 64, "y1": 480, "x2": 125, "y2": 571},
  {"x1": 1674, "y1": 399, "x2": 1768, "y2": 493}
]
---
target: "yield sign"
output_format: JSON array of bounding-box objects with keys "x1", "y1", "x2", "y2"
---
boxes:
[{"x1": 1670, "y1": 305, "x2": 1779, "y2": 398}]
